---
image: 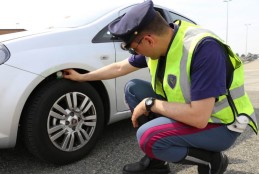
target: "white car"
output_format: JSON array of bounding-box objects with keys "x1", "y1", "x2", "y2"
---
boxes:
[{"x1": 0, "y1": 2, "x2": 195, "y2": 164}]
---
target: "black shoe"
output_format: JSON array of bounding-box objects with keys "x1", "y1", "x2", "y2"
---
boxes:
[
  {"x1": 122, "y1": 155, "x2": 170, "y2": 174},
  {"x1": 198, "y1": 152, "x2": 229, "y2": 174}
]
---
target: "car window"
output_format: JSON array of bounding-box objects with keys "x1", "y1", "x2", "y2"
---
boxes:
[
  {"x1": 92, "y1": 25, "x2": 115, "y2": 43},
  {"x1": 168, "y1": 11, "x2": 196, "y2": 24},
  {"x1": 154, "y1": 7, "x2": 171, "y2": 23}
]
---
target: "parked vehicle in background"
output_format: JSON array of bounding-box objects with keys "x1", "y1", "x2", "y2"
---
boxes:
[{"x1": 0, "y1": 2, "x2": 196, "y2": 164}]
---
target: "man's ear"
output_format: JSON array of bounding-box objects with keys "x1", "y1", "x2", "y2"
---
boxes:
[{"x1": 144, "y1": 35, "x2": 155, "y2": 47}]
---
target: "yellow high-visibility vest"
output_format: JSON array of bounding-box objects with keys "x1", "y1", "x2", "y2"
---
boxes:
[{"x1": 148, "y1": 20, "x2": 258, "y2": 134}]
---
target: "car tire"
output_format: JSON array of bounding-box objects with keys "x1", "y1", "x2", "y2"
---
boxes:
[{"x1": 21, "y1": 79, "x2": 105, "y2": 164}]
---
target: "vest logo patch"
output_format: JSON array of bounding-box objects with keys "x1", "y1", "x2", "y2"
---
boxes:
[{"x1": 168, "y1": 74, "x2": 177, "y2": 89}]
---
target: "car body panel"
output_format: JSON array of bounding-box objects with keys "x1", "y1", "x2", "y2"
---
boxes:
[
  {"x1": 0, "y1": 4, "x2": 132, "y2": 148},
  {"x1": 0, "y1": 2, "x2": 195, "y2": 154},
  {"x1": 0, "y1": 64, "x2": 44, "y2": 148}
]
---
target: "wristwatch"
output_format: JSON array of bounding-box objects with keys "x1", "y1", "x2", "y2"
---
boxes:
[{"x1": 145, "y1": 97, "x2": 155, "y2": 112}]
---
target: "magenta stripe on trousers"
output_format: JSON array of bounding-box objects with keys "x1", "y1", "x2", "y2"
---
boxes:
[{"x1": 139, "y1": 121, "x2": 220, "y2": 158}]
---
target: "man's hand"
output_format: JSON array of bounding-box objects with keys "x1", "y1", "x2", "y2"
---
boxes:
[
  {"x1": 131, "y1": 99, "x2": 149, "y2": 128},
  {"x1": 63, "y1": 69, "x2": 84, "y2": 82}
]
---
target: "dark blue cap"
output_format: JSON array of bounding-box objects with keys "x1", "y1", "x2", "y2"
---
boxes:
[{"x1": 108, "y1": 0, "x2": 156, "y2": 49}]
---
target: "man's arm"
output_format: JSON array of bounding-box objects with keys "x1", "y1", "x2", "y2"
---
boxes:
[
  {"x1": 131, "y1": 98, "x2": 215, "y2": 129},
  {"x1": 63, "y1": 59, "x2": 140, "y2": 82},
  {"x1": 152, "y1": 98, "x2": 214, "y2": 128}
]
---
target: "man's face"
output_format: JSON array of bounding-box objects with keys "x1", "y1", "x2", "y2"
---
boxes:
[
  {"x1": 128, "y1": 35, "x2": 160, "y2": 59},
  {"x1": 127, "y1": 37, "x2": 144, "y2": 55}
]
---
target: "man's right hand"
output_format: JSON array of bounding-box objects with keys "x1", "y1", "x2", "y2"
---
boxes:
[{"x1": 63, "y1": 69, "x2": 84, "y2": 82}]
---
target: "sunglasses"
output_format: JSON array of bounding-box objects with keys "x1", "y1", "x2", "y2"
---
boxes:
[{"x1": 121, "y1": 37, "x2": 144, "y2": 55}]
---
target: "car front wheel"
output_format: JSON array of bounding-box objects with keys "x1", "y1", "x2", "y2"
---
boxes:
[{"x1": 21, "y1": 79, "x2": 105, "y2": 164}]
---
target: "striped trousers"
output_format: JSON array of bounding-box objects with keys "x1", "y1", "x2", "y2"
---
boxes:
[{"x1": 124, "y1": 79, "x2": 240, "y2": 162}]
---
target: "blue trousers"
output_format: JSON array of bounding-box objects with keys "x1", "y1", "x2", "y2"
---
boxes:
[{"x1": 124, "y1": 79, "x2": 240, "y2": 162}]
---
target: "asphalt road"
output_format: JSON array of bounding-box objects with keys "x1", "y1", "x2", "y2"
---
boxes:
[
  {"x1": 0, "y1": 60, "x2": 258, "y2": 174},
  {"x1": 0, "y1": 111, "x2": 258, "y2": 174}
]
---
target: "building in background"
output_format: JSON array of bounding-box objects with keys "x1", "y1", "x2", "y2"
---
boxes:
[{"x1": 0, "y1": 29, "x2": 26, "y2": 35}]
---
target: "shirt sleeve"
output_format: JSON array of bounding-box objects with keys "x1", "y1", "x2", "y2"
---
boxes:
[
  {"x1": 190, "y1": 38, "x2": 227, "y2": 101},
  {"x1": 128, "y1": 55, "x2": 148, "y2": 68}
]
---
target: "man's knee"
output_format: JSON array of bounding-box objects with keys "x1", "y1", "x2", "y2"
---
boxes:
[{"x1": 124, "y1": 79, "x2": 144, "y2": 95}]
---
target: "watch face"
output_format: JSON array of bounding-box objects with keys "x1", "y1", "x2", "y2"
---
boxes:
[
  {"x1": 145, "y1": 98, "x2": 154, "y2": 112},
  {"x1": 146, "y1": 99, "x2": 153, "y2": 105}
]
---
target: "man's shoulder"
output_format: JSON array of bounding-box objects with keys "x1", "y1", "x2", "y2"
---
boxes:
[{"x1": 128, "y1": 55, "x2": 147, "y2": 68}]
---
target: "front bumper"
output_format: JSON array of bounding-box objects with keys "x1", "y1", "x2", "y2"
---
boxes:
[{"x1": 0, "y1": 64, "x2": 44, "y2": 148}]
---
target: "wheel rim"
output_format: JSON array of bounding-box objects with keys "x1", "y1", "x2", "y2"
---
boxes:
[{"x1": 47, "y1": 92, "x2": 97, "y2": 152}]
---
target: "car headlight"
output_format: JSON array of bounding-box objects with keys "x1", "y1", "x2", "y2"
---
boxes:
[{"x1": 0, "y1": 43, "x2": 11, "y2": 65}]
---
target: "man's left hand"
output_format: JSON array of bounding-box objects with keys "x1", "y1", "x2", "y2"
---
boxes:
[{"x1": 131, "y1": 99, "x2": 149, "y2": 128}]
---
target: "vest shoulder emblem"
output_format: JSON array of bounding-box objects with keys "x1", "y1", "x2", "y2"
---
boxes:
[{"x1": 168, "y1": 74, "x2": 177, "y2": 89}]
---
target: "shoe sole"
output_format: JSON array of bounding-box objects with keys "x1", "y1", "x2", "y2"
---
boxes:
[{"x1": 216, "y1": 154, "x2": 229, "y2": 174}]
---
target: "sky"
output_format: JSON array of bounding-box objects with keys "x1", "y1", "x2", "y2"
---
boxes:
[{"x1": 0, "y1": 0, "x2": 258, "y2": 55}]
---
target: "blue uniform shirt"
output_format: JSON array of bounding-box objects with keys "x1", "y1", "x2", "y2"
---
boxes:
[{"x1": 128, "y1": 24, "x2": 227, "y2": 101}]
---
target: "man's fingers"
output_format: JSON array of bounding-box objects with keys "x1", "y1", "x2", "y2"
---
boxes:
[
  {"x1": 63, "y1": 69, "x2": 72, "y2": 75},
  {"x1": 131, "y1": 117, "x2": 138, "y2": 128},
  {"x1": 63, "y1": 69, "x2": 75, "y2": 78},
  {"x1": 132, "y1": 120, "x2": 138, "y2": 128}
]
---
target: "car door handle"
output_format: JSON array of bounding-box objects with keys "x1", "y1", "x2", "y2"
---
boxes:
[{"x1": 100, "y1": 56, "x2": 109, "y2": 60}]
